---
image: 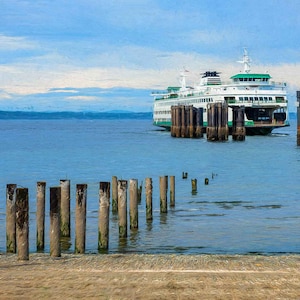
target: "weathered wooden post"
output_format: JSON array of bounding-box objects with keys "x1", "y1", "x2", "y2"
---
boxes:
[
  {"x1": 170, "y1": 175, "x2": 175, "y2": 207},
  {"x1": 6, "y1": 184, "x2": 17, "y2": 253},
  {"x1": 112, "y1": 176, "x2": 118, "y2": 213},
  {"x1": 205, "y1": 178, "x2": 209, "y2": 185},
  {"x1": 297, "y1": 91, "x2": 300, "y2": 146},
  {"x1": 175, "y1": 106, "x2": 181, "y2": 137},
  {"x1": 189, "y1": 106, "x2": 194, "y2": 138},
  {"x1": 36, "y1": 181, "x2": 46, "y2": 252},
  {"x1": 207, "y1": 103, "x2": 228, "y2": 141},
  {"x1": 60, "y1": 179, "x2": 70, "y2": 237},
  {"x1": 207, "y1": 103, "x2": 216, "y2": 140},
  {"x1": 181, "y1": 105, "x2": 186, "y2": 137},
  {"x1": 50, "y1": 187, "x2": 61, "y2": 257},
  {"x1": 232, "y1": 106, "x2": 246, "y2": 141},
  {"x1": 171, "y1": 106, "x2": 176, "y2": 137},
  {"x1": 118, "y1": 180, "x2": 128, "y2": 238},
  {"x1": 182, "y1": 172, "x2": 188, "y2": 179},
  {"x1": 195, "y1": 107, "x2": 204, "y2": 138},
  {"x1": 160, "y1": 176, "x2": 168, "y2": 213},
  {"x1": 145, "y1": 178, "x2": 153, "y2": 221},
  {"x1": 75, "y1": 184, "x2": 87, "y2": 254},
  {"x1": 191, "y1": 178, "x2": 197, "y2": 194},
  {"x1": 99, "y1": 182, "x2": 110, "y2": 250},
  {"x1": 129, "y1": 179, "x2": 138, "y2": 230},
  {"x1": 16, "y1": 188, "x2": 29, "y2": 260}
]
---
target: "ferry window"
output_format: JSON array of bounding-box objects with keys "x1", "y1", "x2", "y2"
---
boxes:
[
  {"x1": 245, "y1": 97, "x2": 248, "y2": 101},
  {"x1": 249, "y1": 97, "x2": 253, "y2": 101},
  {"x1": 239, "y1": 97, "x2": 243, "y2": 101},
  {"x1": 264, "y1": 97, "x2": 267, "y2": 101},
  {"x1": 269, "y1": 97, "x2": 272, "y2": 101},
  {"x1": 259, "y1": 97, "x2": 263, "y2": 101},
  {"x1": 254, "y1": 97, "x2": 258, "y2": 101}
]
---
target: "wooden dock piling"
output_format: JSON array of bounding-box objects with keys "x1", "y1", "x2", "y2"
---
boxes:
[
  {"x1": 99, "y1": 182, "x2": 110, "y2": 250},
  {"x1": 171, "y1": 105, "x2": 203, "y2": 138},
  {"x1": 170, "y1": 175, "x2": 175, "y2": 207},
  {"x1": 36, "y1": 181, "x2": 46, "y2": 252},
  {"x1": 129, "y1": 179, "x2": 138, "y2": 230},
  {"x1": 75, "y1": 184, "x2": 87, "y2": 254},
  {"x1": 207, "y1": 102, "x2": 228, "y2": 141},
  {"x1": 60, "y1": 179, "x2": 71, "y2": 237},
  {"x1": 191, "y1": 179, "x2": 197, "y2": 194},
  {"x1": 6, "y1": 184, "x2": 17, "y2": 253},
  {"x1": 112, "y1": 176, "x2": 118, "y2": 213},
  {"x1": 160, "y1": 176, "x2": 168, "y2": 213},
  {"x1": 232, "y1": 106, "x2": 246, "y2": 141},
  {"x1": 145, "y1": 178, "x2": 153, "y2": 221},
  {"x1": 16, "y1": 188, "x2": 29, "y2": 260},
  {"x1": 50, "y1": 187, "x2": 61, "y2": 257},
  {"x1": 118, "y1": 180, "x2": 128, "y2": 238}
]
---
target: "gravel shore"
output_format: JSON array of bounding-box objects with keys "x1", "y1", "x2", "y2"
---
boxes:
[{"x1": 0, "y1": 253, "x2": 299, "y2": 299}]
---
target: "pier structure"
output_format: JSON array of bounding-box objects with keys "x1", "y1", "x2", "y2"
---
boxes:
[
  {"x1": 171, "y1": 105, "x2": 203, "y2": 138},
  {"x1": 231, "y1": 106, "x2": 246, "y2": 141},
  {"x1": 206, "y1": 102, "x2": 229, "y2": 141}
]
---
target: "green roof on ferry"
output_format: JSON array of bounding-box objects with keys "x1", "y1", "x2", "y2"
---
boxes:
[{"x1": 231, "y1": 73, "x2": 271, "y2": 79}]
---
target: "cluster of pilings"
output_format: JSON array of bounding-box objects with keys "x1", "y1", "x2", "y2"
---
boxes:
[
  {"x1": 232, "y1": 106, "x2": 246, "y2": 141},
  {"x1": 171, "y1": 105, "x2": 203, "y2": 138},
  {"x1": 297, "y1": 91, "x2": 300, "y2": 146},
  {"x1": 4, "y1": 176, "x2": 176, "y2": 260},
  {"x1": 171, "y1": 103, "x2": 246, "y2": 141},
  {"x1": 206, "y1": 102, "x2": 229, "y2": 141}
]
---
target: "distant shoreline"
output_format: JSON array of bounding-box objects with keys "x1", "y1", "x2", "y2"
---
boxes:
[{"x1": 0, "y1": 111, "x2": 153, "y2": 120}]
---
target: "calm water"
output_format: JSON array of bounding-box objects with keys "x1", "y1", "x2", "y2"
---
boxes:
[{"x1": 0, "y1": 113, "x2": 299, "y2": 254}]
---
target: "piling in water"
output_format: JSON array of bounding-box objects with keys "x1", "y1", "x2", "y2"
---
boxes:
[
  {"x1": 60, "y1": 179, "x2": 71, "y2": 237},
  {"x1": 170, "y1": 175, "x2": 175, "y2": 207},
  {"x1": 112, "y1": 176, "x2": 118, "y2": 213},
  {"x1": 36, "y1": 181, "x2": 46, "y2": 252},
  {"x1": 207, "y1": 102, "x2": 228, "y2": 141},
  {"x1": 98, "y1": 182, "x2": 110, "y2": 251},
  {"x1": 129, "y1": 179, "x2": 138, "y2": 230},
  {"x1": 171, "y1": 105, "x2": 203, "y2": 138},
  {"x1": 191, "y1": 179, "x2": 197, "y2": 194},
  {"x1": 118, "y1": 180, "x2": 128, "y2": 238},
  {"x1": 232, "y1": 106, "x2": 246, "y2": 141},
  {"x1": 145, "y1": 178, "x2": 153, "y2": 221},
  {"x1": 160, "y1": 176, "x2": 168, "y2": 213},
  {"x1": 50, "y1": 187, "x2": 61, "y2": 257},
  {"x1": 16, "y1": 188, "x2": 29, "y2": 260},
  {"x1": 6, "y1": 184, "x2": 17, "y2": 253},
  {"x1": 75, "y1": 184, "x2": 87, "y2": 254},
  {"x1": 205, "y1": 178, "x2": 209, "y2": 185}
]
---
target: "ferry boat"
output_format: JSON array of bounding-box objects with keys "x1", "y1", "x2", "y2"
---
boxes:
[{"x1": 152, "y1": 50, "x2": 289, "y2": 135}]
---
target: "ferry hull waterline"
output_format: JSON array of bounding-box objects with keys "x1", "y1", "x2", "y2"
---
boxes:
[{"x1": 152, "y1": 50, "x2": 289, "y2": 135}]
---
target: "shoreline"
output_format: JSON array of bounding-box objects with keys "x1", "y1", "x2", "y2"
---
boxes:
[{"x1": 1, "y1": 253, "x2": 299, "y2": 299}]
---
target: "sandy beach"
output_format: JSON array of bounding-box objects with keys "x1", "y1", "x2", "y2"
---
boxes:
[{"x1": 0, "y1": 253, "x2": 299, "y2": 299}]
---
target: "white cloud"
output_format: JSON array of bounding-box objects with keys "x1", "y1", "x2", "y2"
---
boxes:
[
  {"x1": 66, "y1": 95, "x2": 99, "y2": 102},
  {"x1": 0, "y1": 34, "x2": 38, "y2": 50}
]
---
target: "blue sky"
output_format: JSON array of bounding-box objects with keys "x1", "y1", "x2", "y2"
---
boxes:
[{"x1": 0, "y1": 0, "x2": 300, "y2": 112}]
